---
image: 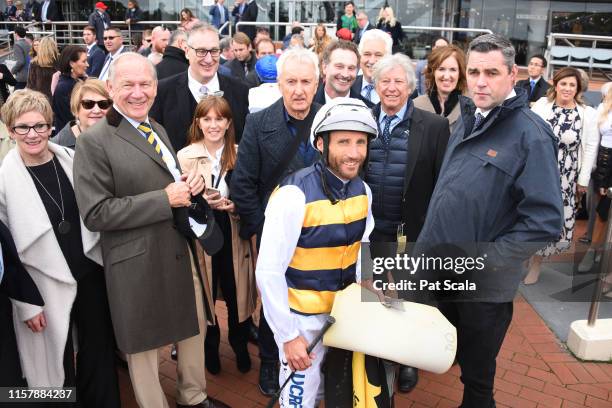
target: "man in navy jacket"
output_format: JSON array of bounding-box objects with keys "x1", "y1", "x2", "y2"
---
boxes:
[{"x1": 417, "y1": 34, "x2": 563, "y2": 408}]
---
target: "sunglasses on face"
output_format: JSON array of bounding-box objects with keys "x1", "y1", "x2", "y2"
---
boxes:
[
  {"x1": 81, "y1": 99, "x2": 112, "y2": 110},
  {"x1": 103, "y1": 35, "x2": 119, "y2": 40}
]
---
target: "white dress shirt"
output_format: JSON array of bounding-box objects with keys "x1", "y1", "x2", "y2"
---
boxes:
[{"x1": 187, "y1": 68, "x2": 220, "y2": 102}]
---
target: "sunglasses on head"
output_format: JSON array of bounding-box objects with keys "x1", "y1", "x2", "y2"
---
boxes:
[{"x1": 81, "y1": 99, "x2": 112, "y2": 110}]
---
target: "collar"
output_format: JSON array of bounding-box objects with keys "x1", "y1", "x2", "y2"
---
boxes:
[
  {"x1": 188, "y1": 68, "x2": 220, "y2": 97},
  {"x1": 361, "y1": 77, "x2": 373, "y2": 91},
  {"x1": 476, "y1": 88, "x2": 516, "y2": 118},
  {"x1": 530, "y1": 76, "x2": 541, "y2": 83},
  {"x1": 86, "y1": 43, "x2": 95, "y2": 52},
  {"x1": 324, "y1": 89, "x2": 349, "y2": 104},
  {"x1": 113, "y1": 104, "x2": 149, "y2": 130},
  {"x1": 109, "y1": 45, "x2": 124, "y2": 57},
  {"x1": 381, "y1": 102, "x2": 409, "y2": 122}
]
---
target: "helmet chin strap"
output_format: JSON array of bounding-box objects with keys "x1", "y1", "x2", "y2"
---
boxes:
[{"x1": 318, "y1": 134, "x2": 339, "y2": 205}]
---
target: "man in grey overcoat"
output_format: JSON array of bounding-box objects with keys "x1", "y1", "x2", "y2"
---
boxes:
[{"x1": 73, "y1": 52, "x2": 228, "y2": 408}]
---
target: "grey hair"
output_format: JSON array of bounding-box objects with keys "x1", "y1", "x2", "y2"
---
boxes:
[
  {"x1": 276, "y1": 47, "x2": 319, "y2": 79},
  {"x1": 108, "y1": 52, "x2": 157, "y2": 83},
  {"x1": 467, "y1": 33, "x2": 515, "y2": 73},
  {"x1": 372, "y1": 53, "x2": 416, "y2": 91},
  {"x1": 358, "y1": 29, "x2": 392, "y2": 56},
  {"x1": 219, "y1": 37, "x2": 231, "y2": 51},
  {"x1": 169, "y1": 29, "x2": 187, "y2": 47},
  {"x1": 187, "y1": 23, "x2": 219, "y2": 47}
]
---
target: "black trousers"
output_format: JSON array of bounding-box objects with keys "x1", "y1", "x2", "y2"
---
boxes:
[
  {"x1": 255, "y1": 231, "x2": 278, "y2": 364},
  {"x1": 437, "y1": 301, "x2": 513, "y2": 408},
  {"x1": 205, "y1": 210, "x2": 250, "y2": 355},
  {"x1": 64, "y1": 269, "x2": 121, "y2": 408}
]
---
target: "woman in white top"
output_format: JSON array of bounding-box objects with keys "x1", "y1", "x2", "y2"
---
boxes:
[
  {"x1": 177, "y1": 95, "x2": 257, "y2": 375},
  {"x1": 526, "y1": 67, "x2": 599, "y2": 284}
]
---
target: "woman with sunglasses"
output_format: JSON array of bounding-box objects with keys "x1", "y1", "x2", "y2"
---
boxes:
[
  {"x1": 177, "y1": 95, "x2": 256, "y2": 375},
  {"x1": 53, "y1": 79, "x2": 111, "y2": 149},
  {"x1": 0, "y1": 89, "x2": 119, "y2": 406}
]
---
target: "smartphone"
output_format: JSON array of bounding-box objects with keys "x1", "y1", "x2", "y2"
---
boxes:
[{"x1": 206, "y1": 187, "x2": 221, "y2": 196}]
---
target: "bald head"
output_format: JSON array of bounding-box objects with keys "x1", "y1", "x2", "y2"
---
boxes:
[{"x1": 107, "y1": 53, "x2": 157, "y2": 122}]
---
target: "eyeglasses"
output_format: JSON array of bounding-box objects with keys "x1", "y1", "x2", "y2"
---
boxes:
[
  {"x1": 11, "y1": 123, "x2": 51, "y2": 135},
  {"x1": 188, "y1": 45, "x2": 221, "y2": 58},
  {"x1": 103, "y1": 35, "x2": 119, "y2": 40},
  {"x1": 81, "y1": 99, "x2": 112, "y2": 110}
]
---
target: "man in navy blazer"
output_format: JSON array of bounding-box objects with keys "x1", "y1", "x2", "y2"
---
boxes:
[
  {"x1": 150, "y1": 24, "x2": 249, "y2": 151},
  {"x1": 515, "y1": 54, "x2": 550, "y2": 104},
  {"x1": 353, "y1": 11, "x2": 373, "y2": 45},
  {"x1": 232, "y1": 47, "x2": 321, "y2": 397},
  {"x1": 83, "y1": 25, "x2": 105, "y2": 77},
  {"x1": 209, "y1": 0, "x2": 229, "y2": 35}
]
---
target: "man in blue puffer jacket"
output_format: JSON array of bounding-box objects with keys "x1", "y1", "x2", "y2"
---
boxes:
[{"x1": 364, "y1": 52, "x2": 450, "y2": 393}]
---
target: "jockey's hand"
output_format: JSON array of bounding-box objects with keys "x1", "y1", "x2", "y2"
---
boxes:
[{"x1": 283, "y1": 335, "x2": 314, "y2": 371}]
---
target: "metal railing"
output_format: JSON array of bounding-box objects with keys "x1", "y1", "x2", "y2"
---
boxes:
[
  {"x1": 0, "y1": 20, "x2": 182, "y2": 50},
  {"x1": 545, "y1": 32, "x2": 612, "y2": 79}
]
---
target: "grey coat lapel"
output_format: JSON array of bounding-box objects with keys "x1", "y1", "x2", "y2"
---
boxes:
[{"x1": 113, "y1": 116, "x2": 171, "y2": 175}]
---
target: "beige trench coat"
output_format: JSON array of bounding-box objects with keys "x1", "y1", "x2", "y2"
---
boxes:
[{"x1": 177, "y1": 142, "x2": 257, "y2": 322}]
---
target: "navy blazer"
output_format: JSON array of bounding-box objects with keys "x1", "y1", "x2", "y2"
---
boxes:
[
  {"x1": 209, "y1": 3, "x2": 230, "y2": 33},
  {"x1": 516, "y1": 77, "x2": 550, "y2": 103},
  {"x1": 40, "y1": 0, "x2": 62, "y2": 21},
  {"x1": 88, "y1": 10, "x2": 111, "y2": 46},
  {"x1": 353, "y1": 22, "x2": 373, "y2": 45},
  {"x1": 150, "y1": 71, "x2": 250, "y2": 151},
  {"x1": 86, "y1": 44, "x2": 105, "y2": 77}
]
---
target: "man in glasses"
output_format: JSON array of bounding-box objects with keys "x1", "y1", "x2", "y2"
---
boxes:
[
  {"x1": 151, "y1": 23, "x2": 249, "y2": 151},
  {"x1": 98, "y1": 27, "x2": 128, "y2": 81},
  {"x1": 83, "y1": 25, "x2": 105, "y2": 77},
  {"x1": 515, "y1": 54, "x2": 550, "y2": 104}
]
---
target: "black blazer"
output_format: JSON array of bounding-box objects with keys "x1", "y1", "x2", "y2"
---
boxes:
[
  {"x1": 0, "y1": 219, "x2": 44, "y2": 387},
  {"x1": 239, "y1": 0, "x2": 258, "y2": 41},
  {"x1": 225, "y1": 51, "x2": 256, "y2": 80},
  {"x1": 156, "y1": 46, "x2": 189, "y2": 80},
  {"x1": 349, "y1": 75, "x2": 375, "y2": 108},
  {"x1": 369, "y1": 104, "x2": 450, "y2": 240},
  {"x1": 232, "y1": 98, "x2": 321, "y2": 240},
  {"x1": 313, "y1": 82, "x2": 366, "y2": 106},
  {"x1": 0, "y1": 64, "x2": 16, "y2": 102},
  {"x1": 516, "y1": 77, "x2": 550, "y2": 103},
  {"x1": 150, "y1": 71, "x2": 250, "y2": 151},
  {"x1": 86, "y1": 44, "x2": 105, "y2": 77},
  {"x1": 40, "y1": 0, "x2": 61, "y2": 21}
]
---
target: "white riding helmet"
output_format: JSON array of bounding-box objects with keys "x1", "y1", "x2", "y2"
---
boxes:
[{"x1": 310, "y1": 97, "x2": 378, "y2": 151}]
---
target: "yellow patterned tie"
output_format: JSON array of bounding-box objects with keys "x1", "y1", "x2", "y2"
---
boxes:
[{"x1": 138, "y1": 122, "x2": 166, "y2": 161}]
